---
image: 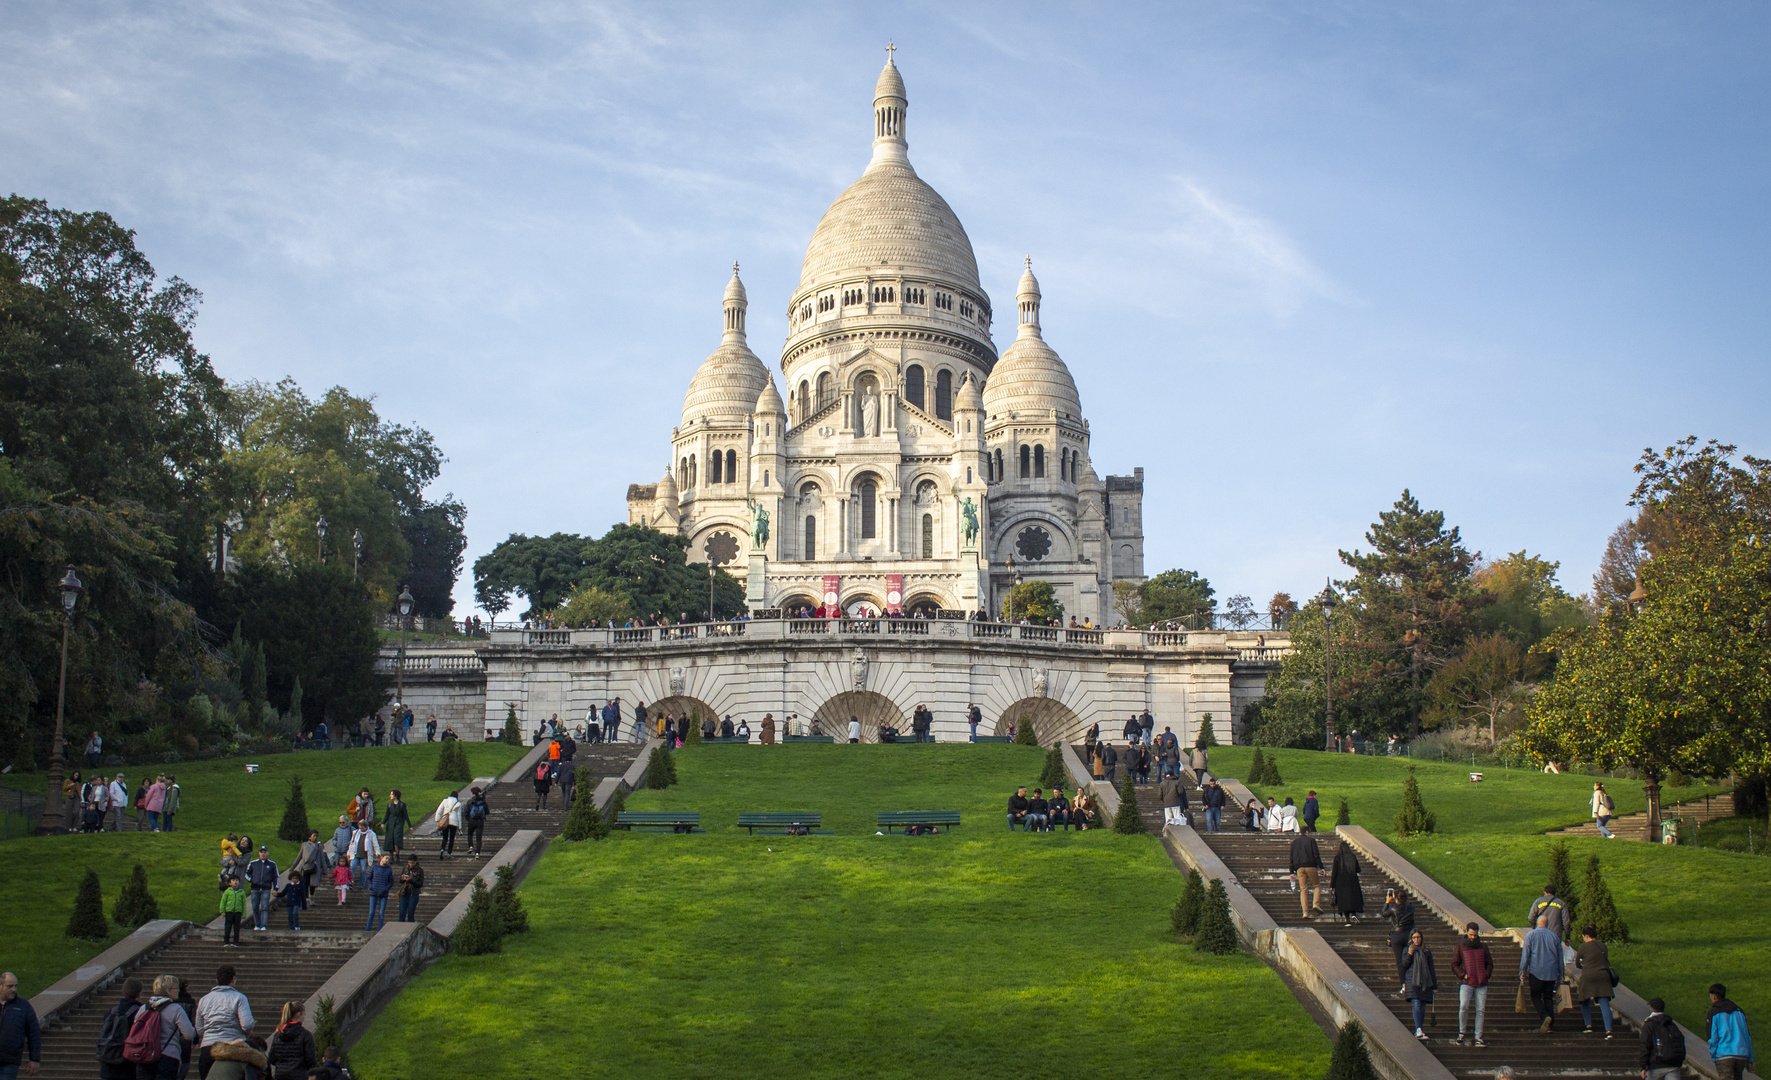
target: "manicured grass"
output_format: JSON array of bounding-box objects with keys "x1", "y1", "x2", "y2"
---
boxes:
[
  {"x1": 1209, "y1": 746, "x2": 1760, "y2": 1035},
  {"x1": 353, "y1": 744, "x2": 1331, "y2": 1080},
  {"x1": 0, "y1": 741, "x2": 523, "y2": 997}
]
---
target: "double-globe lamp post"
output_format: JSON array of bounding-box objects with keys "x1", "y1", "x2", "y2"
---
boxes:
[
  {"x1": 1318, "y1": 581, "x2": 1339, "y2": 753},
  {"x1": 396, "y1": 584, "x2": 414, "y2": 709},
  {"x1": 37, "y1": 566, "x2": 84, "y2": 834}
]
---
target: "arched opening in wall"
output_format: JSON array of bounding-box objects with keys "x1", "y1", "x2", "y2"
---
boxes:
[
  {"x1": 1060, "y1": 448, "x2": 1069, "y2": 481},
  {"x1": 710, "y1": 451, "x2": 723, "y2": 484},
  {"x1": 816, "y1": 372, "x2": 833, "y2": 410},
  {"x1": 859, "y1": 479, "x2": 877, "y2": 539},
  {"x1": 805, "y1": 516, "x2": 817, "y2": 560},
  {"x1": 854, "y1": 371, "x2": 881, "y2": 435},
  {"x1": 777, "y1": 594, "x2": 817, "y2": 617},
  {"x1": 680, "y1": 456, "x2": 689, "y2": 485},
  {"x1": 726, "y1": 449, "x2": 737, "y2": 484},
  {"x1": 842, "y1": 594, "x2": 884, "y2": 617},
  {"x1": 993, "y1": 448, "x2": 1004, "y2": 482},
  {"x1": 904, "y1": 364, "x2": 924, "y2": 409},
  {"x1": 644, "y1": 695, "x2": 723, "y2": 736},
  {"x1": 921, "y1": 514, "x2": 933, "y2": 558},
  {"x1": 1019, "y1": 445, "x2": 1030, "y2": 479},
  {"x1": 1034, "y1": 445, "x2": 1045, "y2": 478},
  {"x1": 905, "y1": 594, "x2": 943, "y2": 617},
  {"x1": 688, "y1": 454, "x2": 697, "y2": 488},
  {"x1": 935, "y1": 369, "x2": 953, "y2": 419},
  {"x1": 810, "y1": 690, "x2": 906, "y2": 743},
  {"x1": 798, "y1": 381, "x2": 810, "y2": 420},
  {"x1": 992, "y1": 697, "x2": 1085, "y2": 747}
]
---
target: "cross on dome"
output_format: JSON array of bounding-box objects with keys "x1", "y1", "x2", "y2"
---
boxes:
[{"x1": 885, "y1": 41, "x2": 895, "y2": 62}]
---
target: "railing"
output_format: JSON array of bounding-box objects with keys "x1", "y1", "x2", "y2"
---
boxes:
[
  {"x1": 839, "y1": 619, "x2": 881, "y2": 634},
  {"x1": 1144, "y1": 632, "x2": 1188, "y2": 647},
  {"x1": 375, "y1": 654, "x2": 487, "y2": 674},
  {"x1": 526, "y1": 629, "x2": 570, "y2": 646},
  {"x1": 973, "y1": 623, "x2": 1010, "y2": 639},
  {"x1": 612, "y1": 628, "x2": 654, "y2": 644},
  {"x1": 1064, "y1": 629, "x2": 1104, "y2": 646},
  {"x1": 889, "y1": 620, "x2": 930, "y2": 635},
  {"x1": 706, "y1": 623, "x2": 746, "y2": 639},
  {"x1": 660, "y1": 625, "x2": 699, "y2": 641},
  {"x1": 0, "y1": 786, "x2": 46, "y2": 841},
  {"x1": 1237, "y1": 647, "x2": 1287, "y2": 664},
  {"x1": 1019, "y1": 626, "x2": 1058, "y2": 643},
  {"x1": 788, "y1": 619, "x2": 829, "y2": 635}
]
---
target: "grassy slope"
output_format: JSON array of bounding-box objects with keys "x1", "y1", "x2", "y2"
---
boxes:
[
  {"x1": 1213, "y1": 746, "x2": 1763, "y2": 1034},
  {"x1": 0, "y1": 742, "x2": 523, "y2": 997},
  {"x1": 354, "y1": 744, "x2": 1331, "y2": 1080}
]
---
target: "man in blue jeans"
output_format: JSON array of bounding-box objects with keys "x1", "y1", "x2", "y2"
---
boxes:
[
  {"x1": 365, "y1": 854, "x2": 395, "y2": 931},
  {"x1": 245, "y1": 846, "x2": 279, "y2": 932},
  {"x1": 1203, "y1": 779, "x2": 1226, "y2": 833},
  {"x1": 0, "y1": 971, "x2": 43, "y2": 1079}
]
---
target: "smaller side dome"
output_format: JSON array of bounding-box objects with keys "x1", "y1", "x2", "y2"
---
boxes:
[
  {"x1": 954, "y1": 371, "x2": 983, "y2": 412},
  {"x1": 755, "y1": 377, "x2": 785, "y2": 416},
  {"x1": 983, "y1": 260, "x2": 1082, "y2": 420},
  {"x1": 656, "y1": 465, "x2": 679, "y2": 502},
  {"x1": 683, "y1": 264, "x2": 770, "y2": 428}
]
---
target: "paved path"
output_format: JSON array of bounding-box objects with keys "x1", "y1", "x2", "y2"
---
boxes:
[{"x1": 1551, "y1": 789, "x2": 1735, "y2": 839}]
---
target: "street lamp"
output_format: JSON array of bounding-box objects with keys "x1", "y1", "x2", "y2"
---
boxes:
[
  {"x1": 38, "y1": 565, "x2": 82, "y2": 834},
  {"x1": 1623, "y1": 576, "x2": 1661, "y2": 838},
  {"x1": 1318, "y1": 581, "x2": 1339, "y2": 753},
  {"x1": 352, "y1": 529, "x2": 364, "y2": 581},
  {"x1": 396, "y1": 584, "x2": 414, "y2": 709},
  {"x1": 316, "y1": 516, "x2": 328, "y2": 562}
]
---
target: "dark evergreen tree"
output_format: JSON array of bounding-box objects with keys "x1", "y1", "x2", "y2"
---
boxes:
[
  {"x1": 1546, "y1": 839, "x2": 1579, "y2": 915},
  {"x1": 65, "y1": 869, "x2": 107, "y2": 940},
  {"x1": 601, "y1": 786, "x2": 627, "y2": 836},
  {"x1": 1113, "y1": 773, "x2": 1146, "y2": 834},
  {"x1": 1574, "y1": 854, "x2": 1629, "y2": 943},
  {"x1": 1193, "y1": 878, "x2": 1238, "y2": 955},
  {"x1": 112, "y1": 863, "x2": 158, "y2": 928},
  {"x1": 683, "y1": 711, "x2": 703, "y2": 745},
  {"x1": 491, "y1": 864, "x2": 529, "y2": 935},
  {"x1": 1261, "y1": 751, "x2": 1283, "y2": 786},
  {"x1": 1249, "y1": 747, "x2": 1267, "y2": 787},
  {"x1": 1198, "y1": 714, "x2": 1218, "y2": 748},
  {"x1": 647, "y1": 747, "x2": 675, "y2": 790},
  {"x1": 433, "y1": 740, "x2": 471, "y2": 782},
  {"x1": 1337, "y1": 797, "x2": 1351, "y2": 826},
  {"x1": 449, "y1": 877, "x2": 504, "y2": 955},
  {"x1": 1392, "y1": 765, "x2": 1436, "y2": 836},
  {"x1": 561, "y1": 779, "x2": 604, "y2": 840},
  {"x1": 1014, "y1": 715, "x2": 1039, "y2": 745},
  {"x1": 1039, "y1": 744, "x2": 1067, "y2": 789},
  {"x1": 500, "y1": 704, "x2": 523, "y2": 746},
  {"x1": 278, "y1": 776, "x2": 310, "y2": 842},
  {"x1": 1325, "y1": 1019, "x2": 1379, "y2": 1080},
  {"x1": 313, "y1": 995, "x2": 351, "y2": 1075},
  {"x1": 1171, "y1": 868, "x2": 1205, "y2": 938}
]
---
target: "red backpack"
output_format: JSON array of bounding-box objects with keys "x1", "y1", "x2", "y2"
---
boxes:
[
  {"x1": 536, "y1": 761, "x2": 551, "y2": 782},
  {"x1": 122, "y1": 1002, "x2": 163, "y2": 1064}
]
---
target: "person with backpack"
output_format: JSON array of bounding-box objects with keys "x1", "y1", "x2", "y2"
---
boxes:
[
  {"x1": 1451, "y1": 922, "x2": 1493, "y2": 1047},
  {"x1": 1591, "y1": 782, "x2": 1617, "y2": 839},
  {"x1": 95, "y1": 977, "x2": 143, "y2": 1080},
  {"x1": 1640, "y1": 997, "x2": 1686, "y2": 1079},
  {"x1": 266, "y1": 1002, "x2": 316, "y2": 1080},
  {"x1": 194, "y1": 966, "x2": 254, "y2": 1078},
  {"x1": 1708, "y1": 983, "x2": 1755, "y2": 1080},
  {"x1": 124, "y1": 974, "x2": 195, "y2": 1078},
  {"x1": 433, "y1": 790, "x2": 461, "y2": 859},
  {"x1": 1526, "y1": 884, "x2": 1570, "y2": 941},
  {"x1": 463, "y1": 787, "x2": 488, "y2": 857},
  {"x1": 0, "y1": 970, "x2": 42, "y2": 1079},
  {"x1": 532, "y1": 757, "x2": 555, "y2": 809}
]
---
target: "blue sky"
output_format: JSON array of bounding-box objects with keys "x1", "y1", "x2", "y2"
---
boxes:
[{"x1": 5, "y1": 2, "x2": 1768, "y2": 616}]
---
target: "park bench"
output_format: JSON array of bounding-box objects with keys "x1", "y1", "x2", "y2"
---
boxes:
[
  {"x1": 616, "y1": 811, "x2": 702, "y2": 833},
  {"x1": 704, "y1": 735, "x2": 751, "y2": 744},
  {"x1": 737, "y1": 811, "x2": 830, "y2": 836},
  {"x1": 877, "y1": 810, "x2": 962, "y2": 834},
  {"x1": 972, "y1": 735, "x2": 1012, "y2": 743},
  {"x1": 783, "y1": 735, "x2": 836, "y2": 743}
]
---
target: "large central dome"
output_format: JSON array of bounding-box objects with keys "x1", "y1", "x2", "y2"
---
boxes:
[{"x1": 796, "y1": 57, "x2": 982, "y2": 294}]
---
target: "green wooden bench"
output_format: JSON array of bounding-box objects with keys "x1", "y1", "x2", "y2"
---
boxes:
[
  {"x1": 737, "y1": 811, "x2": 830, "y2": 836},
  {"x1": 876, "y1": 810, "x2": 962, "y2": 834},
  {"x1": 616, "y1": 810, "x2": 702, "y2": 833},
  {"x1": 972, "y1": 735, "x2": 1012, "y2": 743},
  {"x1": 703, "y1": 736, "x2": 751, "y2": 744},
  {"x1": 783, "y1": 735, "x2": 836, "y2": 743}
]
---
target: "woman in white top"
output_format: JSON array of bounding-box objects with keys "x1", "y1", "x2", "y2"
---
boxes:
[
  {"x1": 434, "y1": 791, "x2": 462, "y2": 858},
  {"x1": 1264, "y1": 798, "x2": 1284, "y2": 832},
  {"x1": 1278, "y1": 797, "x2": 1301, "y2": 833}
]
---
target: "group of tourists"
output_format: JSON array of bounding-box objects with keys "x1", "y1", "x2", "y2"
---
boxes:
[
  {"x1": 1241, "y1": 792, "x2": 1322, "y2": 834},
  {"x1": 1004, "y1": 785, "x2": 1097, "y2": 831},
  {"x1": 532, "y1": 737, "x2": 580, "y2": 811},
  {"x1": 62, "y1": 759, "x2": 182, "y2": 834}
]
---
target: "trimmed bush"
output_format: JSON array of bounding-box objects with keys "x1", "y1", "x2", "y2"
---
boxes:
[
  {"x1": 1248, "y1": 747, "x2": 1267, "y2": 787},
  {"x1": 1194, "y1": 878, "x2": 1238, "y2": 955},
  {"x1": 602, "y1": 786, "x2": 627, "y2": 835},
  {"x1": 646, "y1": 747, "x2": 676, "y2": 790},
  {"x1": 1198, "y1": 713, "x2": 1218, "y2": 748},
  {"x1": 562, "y1": 779, "x2": 606, "y2": 840},
  {"x1": 1261, "y1": 751, "x2": 1282, "y2": 786},
  {"x1": 500, "y1": 704, "x2": 523, "y2": 746},
  {"x1": 434, "y1": 740, "x2": 472, "y2": 782},
  {"x1": 313, "y1": 995, "x2": 351, "y2": 1075},
  {"x1": 112, "y1": 863, "x2": 159, "y2": 928},
  {"x1": 66, "y1": 869, "x2": 107, "y2": 940},
  {"x1": 1575, "y1": 854, "x2": 1629, "y2": 943},
  {"x1": 1392, "y1": 765, "x2": 1436, "y2": 837},
  {"x1": 278, "y1": 776, "x2": 310, "y2": 842},
  {"x1": 491, "y1": 863, "x2": 530, "y2": 935},
  {"x1": 1039, "y1": 744, "x2": 1067, "y2": 790},
  {"x1": 1546, "y1": 839, "x2": 1579, "y2": 915},
  {"x1": 1326, "y1": 1018, "x2": 1378, "y2": 1080},
  {"x1": 683, "y1": 710, "x2": 703, "y2": 746},
  {"x1": 1171, "y1": 868, "x2": 1205, "y2": 938},
  {"x1": 1336, "y1": 797, "x2": 1351, "y2": 826},
  {"x1": 1014, "y1": 715, "x2": 1039, "y2": 745},
  {"x1": 1112, "y1": 773, "x2": 1145, "y2": 834},
  {"x1": 450, "y1": 877, "x2": 504, "y2": 955}
]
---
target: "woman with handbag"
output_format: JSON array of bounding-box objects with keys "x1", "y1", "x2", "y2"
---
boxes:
[
  {"x1": 1402, "y1": 929, "x2": 1438, "y2": 1041},
  {"x1": 1383, "y1": 888, "x2": 1418, "y2": 994},
  {"x1": 1574, "y1": 925, "x2": 1617, "y2": 1038}
]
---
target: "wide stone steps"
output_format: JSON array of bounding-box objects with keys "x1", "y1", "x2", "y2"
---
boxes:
[
  {"x1": 1552, "y1": 790, "x2": 1735, "y2": 838},
  {"x1": 1200, "y1": 832, "x2": 1643, "y2": 1078}
]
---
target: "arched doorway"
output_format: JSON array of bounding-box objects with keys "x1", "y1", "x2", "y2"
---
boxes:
[
  {"x1": 777, "y1": 595, "x2": 818, "y2": 618},
  {"x1": 992, "y1": 697, "x2": 1084, "y2": 746},
  {"x1": 905, "y1": 595, "x2": 944, "y2": 618},
  {"x1": 811, "y1": 690, "x2": 906, "y2": 742},
  {"x1": 842, "y1": 595, "x2": 884, "y2": 618},
  {"x1": 643, "y1": 695, "x2": 723, "y2": 738}
]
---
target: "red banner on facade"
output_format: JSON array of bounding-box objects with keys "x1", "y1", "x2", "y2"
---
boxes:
[
  {"x1": 885, "y1": 574, "x2": 904, "y2": 615},
  {"x1": 821, "y1": 575, "x2": 841, "y2": 617}
]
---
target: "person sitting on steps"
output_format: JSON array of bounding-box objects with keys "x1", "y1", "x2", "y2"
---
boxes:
[{"x1": 1006, "y1": 787, "x2": 1030, "y2": 830}]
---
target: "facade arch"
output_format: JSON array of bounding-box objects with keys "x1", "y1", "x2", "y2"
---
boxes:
[
  {"x1": 816, "y1": 371, "x2": 834, "y2": 410},
  {"x1": 992, "y1": 697, "x2": 1085, "y2": 746},
  {"x1": 904, "y1": 593, "x2": 944, "y2": 617},
  {"x1": 810, "y1": 690, "x2": 906, "y2": 743},
  {"x1": 645, "y1": 695, "x2": 723, "y2": 734},
  {"x1": 904, "y1": 364, "x2": 925, "y2": 409},
  {"x1": 935, "y1": 368, "x2": 953, "y2": 419},
  {"x1": 776, "y1": 593, "x2": 818, "y2": 615}
]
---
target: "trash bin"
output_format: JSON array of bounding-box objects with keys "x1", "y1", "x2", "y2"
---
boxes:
[{"x1": 1661, "y1": 818, "x2": 1680, "y2": 845}]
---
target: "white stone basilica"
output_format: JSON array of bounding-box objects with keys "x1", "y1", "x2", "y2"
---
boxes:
[{"x1": 626, "y1": 52, "x2": 1146, "y2": 625}]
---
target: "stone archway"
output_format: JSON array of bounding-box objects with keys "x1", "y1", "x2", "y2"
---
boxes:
[
  {"x1": 993, "y1": 697, "x2": 1084, "y2": 746},
  {"x1": 811, "y1": 690, "x2": 906, "y2": 742},
  {"x1": 644, "y1": 695, "x2": 722, "y2": 737}
]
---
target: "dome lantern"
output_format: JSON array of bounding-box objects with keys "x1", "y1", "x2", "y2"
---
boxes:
[
  {"x1": 723, "y1": 262, "x2": 748, "y2": 343},
  {"x1": 1017, "y1": 257, "x2": 1042, "y2": 339},
  {"x1": 872, "y1": 42, "x2": 908, "y2": 167}
]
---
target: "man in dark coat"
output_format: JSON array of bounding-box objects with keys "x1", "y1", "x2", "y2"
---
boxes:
[
  {"x1": 1330, "y1": 843, "x2": 1364, "y2": 923},
  {"x1": 0, "y1": 971, "x2": 42, "y2": 1077},
  {"x1": 1101, "y1": 742, "x2": 1119, "y2": 783},
  {"x1": 1122, "y1": 715, "x2": 1141, "y2": 743},
  {"x1": 1288, "y1": 832, "x2": 1323, "y2": 918},
  {"x1": 1006, "y1": 787, "x2": 1030, "y2": 830},
  {"x1": 912, "y1": 705, "x2": 932, "y2": 743},
  {"x1": 1639, "y1": 998, "x2": 1686, "y2": 1080},
  {"x1": 1139, "y1": 710, "x2": 1155, "y2": 747},
  {"x1": 1203, "y1": 779, "x2": 1227, "y2": 833}
]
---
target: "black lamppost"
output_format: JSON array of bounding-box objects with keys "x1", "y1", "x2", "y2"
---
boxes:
[
  {"x1": 352, "y1": 529, "x2": 364, "y2": 581},
  {"x1": 38, "y1": 565, "x2": 83, "y2": 834},
  {"x1": 396, "y1": 584, "x2": 414, "y2": 708},
  {"x1": 316, "y1": 516, "x2": 328, "y2": 562},
  {"x1": 1318, "y1": 581, "x2": 1339, "y2": 752},
  {"x1": 1625, "y1": 576, "x2": 1660, "y2": 839}
]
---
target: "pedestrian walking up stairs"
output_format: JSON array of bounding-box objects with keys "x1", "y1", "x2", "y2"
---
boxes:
[
  {"x1": 1552, "y1": 788, "x2": 1736, "y2": 839},
  {"x1": 28, "y1": 741, "x2": 643, "y2": 1079},
  {"x1": 1197, "y1": 829, "x2": 1646, "y2": 1079}
]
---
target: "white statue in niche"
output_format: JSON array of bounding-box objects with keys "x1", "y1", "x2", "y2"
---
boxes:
[{"x1": 860, "y1": 388, "x2": 881, "y2": 437}]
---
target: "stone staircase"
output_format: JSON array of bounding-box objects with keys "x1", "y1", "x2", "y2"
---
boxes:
[
  {"x1": 1199, "y1": 831, "x2": 1644, "y2": 1078},
  {"x1": 1552, "y1": 790, "x2": 1736, "y2": 839},
  {"x1": 32, "y1": 742, "x2": 640, "y2": 1077}
]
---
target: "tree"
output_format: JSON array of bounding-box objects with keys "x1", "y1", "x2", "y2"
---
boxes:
[
  {"x1": 562, "y1": 779, "x2": 607, "y2": 840},
  {"x1": 1197, "y1": 713, "x2": 1217, "y2": 748},
  {"x1": 1139, "y1": 568, "x2": 1215, "y2": 626},
  {"x1": 112, "y1": 863, "x2": 159, "y2": 928},
  {"x1": 1245, "y1": 599, "x2": 1364, "y2": 750},
  {"x1": 558, "y1": 584, "x2": 634, "y2": 629},
  {"x1": 1171, "y1": 868, "x2": 1205, "y2": 938},
  {"x1": 1268, "y1": 592, "x2": 1298, "y2": 629},
  {"x1": 1338, "y1": 490, "x2": 1482, "y2": 736},
  {"x1": 434, "y1": 740, "x2": 471, "y2": 782},
  {"x1": 1248, "y1": 747, "x2": 1266, "y2": 786},
  {"x1": 1393, "y1": 765, "x2": 1435, "y2": 837},
  {"x1": 1472, "y1": 551, "x2": 1587, "y2": 646},
  {"x1": 646, "y1": 747, "x2": 676, "y2": 789},
  {"x1": 1193, "y1": 878, "x2": 1238, "y2": 955},
  {"x1": 1002, "y1": 580, "x2": 1063, "y2": 623},
  {"x1": 220, "y1": 562, "x2": 386, "y2": 731},
  {"x1": 278, "y1": 776, "x2": 310, "y2": 842},
  {"x1": 491, "y1": 863, "x2": 529, "y2": 935},
  {"x1": 602, "y1": 786, "x2": 627, "y2": 835},
  {"x1": 65, "y1": 869, "x2": 107, "y2": 939},
  {"x1": 1336, "y1": 797, "x2": 1351, "y2": 826},
  {"x1": 449, "y1": 877, "x2": 504, "y2": 955},
  {"x1": 1260, "y1": 751, "x2": 1282, "y2": 786},
  {"x1": 473, "y1": 532, "x2": 591, "y2": 618},
  {"x1": 400, "y1": 497, "x2": 468, "y2": 618},
  {"x1": 1111, "y1": 579, "x2": 1145, "y2": 625},
  {"x1": 1424, "y1": 632, "x2": 1537, "y2": 745},
  {"x1": 1039, "y1": 744, "x2": 1067, "y2": 788},
  {"x1": 1014, "y1": 715, "x2": 1039, "y2": 745},
  {"x1": 1223, "y1": 594, "x2": 1256, "y2": 628},
  {"x1": 1325, "y1": 1019, "x2": 1379, "y2": 1080},
  {"x1": 474, "y1": 524, "x2": 745, "y2": 622},
  {"x1": 1113, "y1": 773, "x2": 1145, "y2": 834},
  {"x1": 313, "y1": 996, "x2": 350, "y2": 1074},
  {"x1": 1574, "y1": 854, "x2": 1629, "y2": 943},
  {"x1": 500, "y1": 704, "x2": 523, "y2": 746},
  {"x1": 1545, "y1": 840, "x2": 1579, "y2": 916}
]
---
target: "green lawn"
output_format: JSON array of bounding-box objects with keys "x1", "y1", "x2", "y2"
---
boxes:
[
  {"x1": 0, "y1": 741, "x2": 523, "y2": 997},
  {"x1": 353, "y1": 744, "x2": 1331, "y2": 1080},
  {"x1": 1212, "y1": 746, "x2": 1762, "y2": 1035}
]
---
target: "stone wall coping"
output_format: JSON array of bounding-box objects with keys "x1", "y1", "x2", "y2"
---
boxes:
[
  {"x1": 499, "y1": 739, "x2": 555, "y2": 784},
  {"x1": 300, "y1": 922, "x2": 442, "y2": 1043},
  {"x1": 29, "y1": 919, "x2": 191, "y2": 1028},
  {"x1": 427, "y1": 829, "x2": 546, "y2": 940},
  {"x1": 411, "y1": 775, "x2": 497, "y2": 838},
  {"x1": 621, "y1": 738, "x2": 663, "y2": 791},
  {"x1": 1161, "y1": 823, "x2": 1277, "y2": 939}
]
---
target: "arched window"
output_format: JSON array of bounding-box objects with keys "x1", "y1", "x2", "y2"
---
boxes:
[
  {"x1": 805, "y1": 516, "x2": 816, "y2": 560},
  {"x1": 680, "y1": 456, "x2": 689, "y2": 485},
  {"x1": 905, "y1": 364, "x2": 924, "y2": 409},
  {"x1": 859, "y1": 480, "x2": 877, "y2": 539},
  {"x1": 1019, "y1": 445, "x2": 1030, "y2": 479},
  {"x1": 993, "y1": 448, "x2": 1004, "y2": 482},
  {"x1": 688, "y1": 454, "x2": 697, "y2": 488},
  {"x1": 935, "y1": 369, "x2": 953, "y2": 420},
  {"x1": 816, "y1": 372, "x2": 833, "y2": 409},
  {"x1": 763, "y1": 470, "x2": 770, "y2": 487},
  {"x1": 798, "y1": 381, "x2": 809, "y2": 420},
  {"x1": 1034, "y1": 445, "x2": 1045, "y2": 479},
  {"x1": 1060, "y1": 448, "x2": 1068, "y2": 481},
  {"x1": 710, "y1": 451, "x2": 722, "y2": 485},
  {"x1": 726, "y1": 449, "x2": 737, "y2": 484},
  {"x1": 922, "y1": 514, "x2": 933, "y2": 559}
]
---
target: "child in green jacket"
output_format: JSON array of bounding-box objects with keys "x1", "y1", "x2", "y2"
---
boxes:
[{"x1": 219, "y1": 877, "x2": 247, "y2": 946}]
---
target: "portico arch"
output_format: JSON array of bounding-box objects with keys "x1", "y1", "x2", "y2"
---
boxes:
[
  {"x1": 811, "y1": 690, "x2": 907, "y2": 742},
  {"x1": 644, "y1": 695, "x2": 722, "y2": 736},
  {"x1": 993, "y1": 697, "x2": 1084, "y2": 746}
]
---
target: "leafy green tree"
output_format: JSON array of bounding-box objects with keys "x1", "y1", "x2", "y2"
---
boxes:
[
  {"x1": 473, "y1": 532, "x2": 590, "y2": 619},
  {"x1": 1193, "y1": 878, "x2": 1238, "y2": 955},
  {"x1": 558, "y1": 584, "x2": 634, "y2": 628},
  {"x1": 1113, "y1": 773, "x2": 1145, "y2": 834},
  {"x1": 1137, "y1": 568, "x2": 1215, "y2": 626},
  {"x1": 400, "y1": 497, "x2": 468, "y2": 618},
  {"x1": 1002, "y1": 580, "x2": 1063, "y2": 623},
  {"x1": 1245, "y1": 599, "x2": 1364, "y2": 750},
  {"x1": 1424, "y1": 632, "x2": 1537, "y2": 745},
  {"x1": 1393, "y1": 765, "x2": 1436, "y2": 837},
  {"x1": 1471, "y1": 551, "x2": 1587, "y2": 646},
  {"x1": 219, "y1": 562, "x2": 386, "y2": 731},
  {"x1": 579, "y1": 523, "x2": 742, "y2": 620},
  {"x1": 65, "y1": 869, "x2": 106, "y2": 939},
  {"x1": 278, "y1": 776, "x2": 310, "y2": 842},
  {"x1": 1326, "y1": 1019, "x2": 1378, "y2": 1080},
  {"x1": 112, "y1": 864, "x2": 159, "y2": 928},
  {"x1": 449, "y1": 877, "x2": 503, "y2": 955},
  {"x1": 1574, "y1": 854, "x2": 1629, "y2": 943},
  {"x1": 491, "y1": 864, "x2": 529, "y2": 935}
]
